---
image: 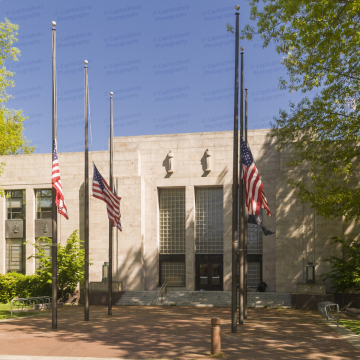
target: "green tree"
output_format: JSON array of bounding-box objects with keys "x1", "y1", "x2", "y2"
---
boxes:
[
  {"x1": 321, "y1": 237, "x2": 360, "y2": 293},
  {"x1": 0, "y1": 18, "x2": 35, "y2": 197},
  {"x1": 228, "y1": 1, "x2": 360, "y2": 220},
  {"x1": 28, "y1": 230, "x2": 87, "y2": 301}
]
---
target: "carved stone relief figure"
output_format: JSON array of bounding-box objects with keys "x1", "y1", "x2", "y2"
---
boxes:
[
  {"x1": 205, "y1": 149, "x2": 212, "y2": 172},
  {"x1": 168, "y1": 150, "x2": 174, "y2": 173}
]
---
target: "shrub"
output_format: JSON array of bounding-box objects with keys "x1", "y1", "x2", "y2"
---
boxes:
[
  {"x1": 0, "y1": 272, "x2": 51, "y2": 303},
  {"x1": 321, "y1": 237, "x2": 360, "y2": 293},
  {"x1": 28, "y1": 229, "x2": 88, "y2": 301}
]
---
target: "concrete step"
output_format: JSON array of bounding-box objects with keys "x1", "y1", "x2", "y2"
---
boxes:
[
  {"x1": 116, "y1": 291, "x2": 158, "y2": 305},
  {"x1": 116, "y1": 290, "x2": 292, "y2": 307}
]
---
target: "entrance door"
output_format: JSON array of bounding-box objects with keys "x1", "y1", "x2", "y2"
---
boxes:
[{"x1": 195, "y1": 254, "x2": 223, "y2": 291}]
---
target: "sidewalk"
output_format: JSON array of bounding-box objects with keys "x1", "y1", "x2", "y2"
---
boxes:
[{"x1": 0, "y1": 306, "x2": 359, "y2": 359}]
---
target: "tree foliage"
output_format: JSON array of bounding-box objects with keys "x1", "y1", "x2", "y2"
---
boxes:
[
  {"x1": 28, "y1": 230, "x2": 88, "y2": 301},
  {"x1": 228, "y1": 0, "x2": 360, "y2": 220},
  {"x1": 0, "y1": 18, "x2": 35, "y2": 197},
  {"x1": 321, "y1": 237, "x2": 360, "y2": 293}
]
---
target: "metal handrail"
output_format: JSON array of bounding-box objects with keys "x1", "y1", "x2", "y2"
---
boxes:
[
  {"x1": 151, "y1": 281, "x2": 168, "y2": 305},
  {"x1": 11, "y1": 296, "x2": 52, "y2": 318}
]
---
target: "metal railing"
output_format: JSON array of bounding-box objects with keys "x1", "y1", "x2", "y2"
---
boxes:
[
  {"x1": 317, "y1": 301, "x2": 339, "y2": 327},
  {"x1": 11, "y1": 296, "x2": 52, "y2": 319},
  {"x1": 151, "y1": 281, "x2": 168, "y2": 305}
]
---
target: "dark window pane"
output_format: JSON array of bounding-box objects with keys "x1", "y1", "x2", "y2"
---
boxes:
[
  {"x1": 41, "y1": 212, "x2": 52, "y2": 219},
  {"x1": 36, "y1": 189, "x2": 53, "y2": 219},
  {"x1": 161, "y1": 262, "x2": 185, "y2": 287},
  {"x1": 195, "y1": 187, "x2": 223, "y2": 254},
  {"x1": 6, "y1": 238, "x2": 24, "y2": 274}
]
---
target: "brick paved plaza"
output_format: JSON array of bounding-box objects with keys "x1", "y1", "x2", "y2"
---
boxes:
[{"x1": 0, "y1": 306, "x2": 359, "y2": 359}]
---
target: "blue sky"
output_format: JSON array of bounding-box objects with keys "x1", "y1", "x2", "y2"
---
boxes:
[{"x1": 3, "y1": 0, "x2": 306, "y2": 154}]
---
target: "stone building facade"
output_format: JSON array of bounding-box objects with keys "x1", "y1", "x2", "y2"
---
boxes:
[{"x1": 0, "y1": 130, "x2": 355, "y2": 293}]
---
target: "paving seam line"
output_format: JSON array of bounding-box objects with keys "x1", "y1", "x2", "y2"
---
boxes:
[{"x1": 0, "y1": 356, "x2": 160, "y2": 360}]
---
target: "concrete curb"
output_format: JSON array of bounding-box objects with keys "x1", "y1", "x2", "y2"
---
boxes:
[{"x1": 325, "y1": 321, "x2": 360, "y2": 352}]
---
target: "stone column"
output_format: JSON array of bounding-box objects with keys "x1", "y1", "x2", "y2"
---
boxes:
[
  {"x1": 185, "y1": 185, "x2": 195, "y2": 290},
  {"x1": 0, "y1": 195, "x2": 5, "y2": 273},
  {"x1": 25, "y1": 188, "x2": 35, "y2": 275}
]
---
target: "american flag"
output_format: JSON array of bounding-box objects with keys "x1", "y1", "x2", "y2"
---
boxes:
[
  {"x1": 92, "y1": 164, "x2": 122, "y2": 231},
  {"x1": 241, "y1": 136, "x2": 272, "y2": 217},
  {"x1": 52, "y1": 139, "x2": 69, "y2": 220}
]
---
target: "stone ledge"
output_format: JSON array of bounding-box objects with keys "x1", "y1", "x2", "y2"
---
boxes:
[
  {"x1": 346, "y1": 308, "x2": 360, "y2": 319},
  {"x1": 297, "y1": 283, "x2": 326, "y2": 294},
  {"x1": 79, "y1": 291, "x2": 124, "y2": 306}
]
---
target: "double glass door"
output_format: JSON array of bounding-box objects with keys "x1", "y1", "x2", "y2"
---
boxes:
[{"x1": 195, "y1": 254, "x2": 223, "y2": 291}]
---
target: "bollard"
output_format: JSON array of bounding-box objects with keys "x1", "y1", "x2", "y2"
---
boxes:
[{"x1": 211, "y1": 317, "x2": 221, "y2": 355}]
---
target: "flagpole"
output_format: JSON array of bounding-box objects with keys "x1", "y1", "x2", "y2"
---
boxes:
[
  {"x1": 51, "y1": 20, "x2": 58, "y2": 330},
  {"x1": 116, "y1": 177, "x2": 119, "y2": 285},
  {"x1": 231, "y1": 5, "x2": 240, "y2": 334},
  {"x1": 84, "y1": 60, "x2": 89, "y2": 322},
  {"x1": 108, "y1": 91, "x2": 114, "y2": 316},
  {"x1": 239, "y1": 46, "x2": 244, "y2": 325},
  {"x1": 244, "y1": 88, "x2": 248, "y2": 319}
]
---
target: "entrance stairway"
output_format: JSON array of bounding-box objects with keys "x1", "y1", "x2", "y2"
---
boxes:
[
  {"x1": 116, "y1": 291, "x2": 158, "y2": 306},
  {"x1": 116, "y1": 291, "x2": 292, "y2": 307},
  {"x1": 247, "y1": 292, "x2": 291, "y2": 308}
]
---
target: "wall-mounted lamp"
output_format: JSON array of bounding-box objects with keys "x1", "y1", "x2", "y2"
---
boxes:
[
  {"x1": 306, "y1": 262, "x2": 315, "y2": 283},
  {"x1": 102, "y1": 262, "x2": 109, "y2": 282}
]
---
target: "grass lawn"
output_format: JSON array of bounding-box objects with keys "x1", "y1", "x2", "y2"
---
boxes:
[
  {"x1": 339, "y1": 320, "x2": 360, "y2": 335},
  {"x1": 0, "y1": 302, "x2": 44, "y2": 320}
]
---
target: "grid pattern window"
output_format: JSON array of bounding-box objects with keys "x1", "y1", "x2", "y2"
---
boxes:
[
  {"x1": 35, "y1": 239, "x2": 52, "y2": 270},
  {"x1": 36, "y1": 189, "x2": 52, "y2": 219},
  {"x1": 6, "y1": 239, "x2": 25, "y2": 273},
  {"x1": 195, "y1": 187, "x2": 223, "y2": 254},
  {"x1": 248, "y1": 262, "x2": 261, "y2": 288},
  {"x1": 161, "y1": 262, "x2": 185, "y2": 287},
  {"x1": 159, "y1": 188, "x2": 185, "y2": 254},
  {"x1": 247, "y1": 209, "x2": 263, "y2": 254},
  {"x1": 6, "y1": 190, "x2": 26, "y2": 220}
]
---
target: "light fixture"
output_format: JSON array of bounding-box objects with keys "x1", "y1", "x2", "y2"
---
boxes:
[
  {"x1": 306, "y1": 262, "x2": 315, "y2": 283},
  {"x1": 102, "y1": 262, "x2": 109, "y2": 282}
]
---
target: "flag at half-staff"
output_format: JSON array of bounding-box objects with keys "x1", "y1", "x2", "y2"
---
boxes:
[
  {"x1": 92, "y1": 164, "x2": 122, "y2": 231},
  {"x1": 248, "y1": 214, "x2": 275, "y2": 236},
  {"x1": 240, "y1": 136, "x2": 272, "y2": 217},
  {"x1": 52, "y1": 139, "x2": 69, "y2": 220}
]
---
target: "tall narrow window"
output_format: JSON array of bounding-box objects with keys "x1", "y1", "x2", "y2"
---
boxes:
[
  {"x1": 5, "y1": 190, "x2": 26, "y2": 274},
  {"x1": 35, "y1": 240, "x2": 52, "y2": 271},
  {"x1": 247, "y1": 208, "x2": 263, "y2": 287},
  {"x1": 36, "y1": 189, "x2": 52, "y2": 219},
  {"x1": 6, "y1": 190, "x2": 26, "y2": 219},
  {"x1": 6, "y1": 239, "x2": 25, "y2": 273},
  {"x1": 247, "y1": 209, "x2": 263, "y2": 255},
  {"x1": 159, "y1": 188, "x2": 185, "y2": 254},
  {"x1": 159, "y1": 188, "x2": 186, "y2": 287},
  {"x1": 247, "y1": 262, "x2": 261, "y2": 288},
  {"x1": 195, "y1": 187, "x2": 223, "y2": 254}
]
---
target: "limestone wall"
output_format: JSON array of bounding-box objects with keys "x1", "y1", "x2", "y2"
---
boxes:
[{"x1": 0, "y1": 130, "x2": 349, "y2": 293}]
